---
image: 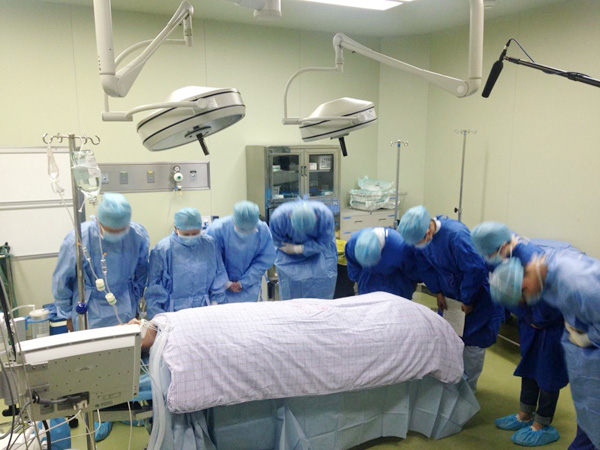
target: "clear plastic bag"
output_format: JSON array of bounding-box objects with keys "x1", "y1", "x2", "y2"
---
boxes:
[
  {"x1": 349, "y1": 177, "x2": 407, "y2": 211},
  {"x1": 357, "y1": 176, "x2": 393, "y2": 191}
]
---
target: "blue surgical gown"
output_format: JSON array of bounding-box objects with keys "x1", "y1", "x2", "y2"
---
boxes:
[
  {"x1": 269, "y1": 201, "x2": 338, "y2": 300},
  {"x1": 542, "y1": 250, "x2": 600, "y2": 448},
  {"x1": 345, "y1": 228, "x2": 419, "y2": 299},
  {"x1": 52, "y1": 220, "x2": 150, "y2": 330},
  {"x1": 503, "y1": 238, "x2": 568, "y2": 392},
  {"x1": 413, "y1": 216, "x2": 504, "y2": 348},
  {"x1": 145, "y1": 232, "x2": 228, "y2": 318},
  {"x1": 207, "y1": 217, "x2": 276, "y2": 303}
]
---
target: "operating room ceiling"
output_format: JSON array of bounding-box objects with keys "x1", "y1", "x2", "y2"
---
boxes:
[{"x1": 41, "y1": 0, "x2": 568, "y2": 38}]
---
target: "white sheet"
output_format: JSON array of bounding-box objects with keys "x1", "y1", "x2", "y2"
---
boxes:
[{"x1": 152, "y1": 292, "x2": 465, "y2": 414}]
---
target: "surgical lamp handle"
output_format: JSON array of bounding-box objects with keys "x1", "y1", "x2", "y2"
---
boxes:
[
  {"x1": 102, "y1": 99, "x2": 210, "y2": 122},
  {"x1": 93, "y1": 0, "x2": 194, "y2": 98},
  {"x1": 332, "y1": 0, "x2": 483, "y2": 98}
]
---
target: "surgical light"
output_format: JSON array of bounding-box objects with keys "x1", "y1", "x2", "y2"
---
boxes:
[
  {"x1": 299, "y1": 98, "x2": 377, "y2": 157},
  {"x1": 93, "y1": 0, "x2": 246, "y2": 154},
  {"x1": 283, "y1": 0, "x2": 484, "y2": 155},
  {"x1": 301, "y1": 0, "x2": 403, "y2": 10}
]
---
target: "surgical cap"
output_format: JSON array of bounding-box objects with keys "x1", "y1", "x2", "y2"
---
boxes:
[
  {"x1": 489, "y1": 258, "x2": 524, "y2": 308},
  {"x1": 291, "y1": 202, "x2": 316, "y2": 234},
  {"x1": 233, "y1": 201, "x2": 259, "y2": 232},
  {"x1": 174, "y1": 208, "x2": 202, "y2": 231},
  {"x1": 355, "y1": 230, "x2": 382, "y2": 268},
  {"x1": 97, "y1": 193, "x2": 131, "y2": 229},
  {"x1": 471, "y1": 222, "x2": 512, "y2": 256},
  {"x1": 398, "y1": 205, "x2": 430, "y2": 245}
]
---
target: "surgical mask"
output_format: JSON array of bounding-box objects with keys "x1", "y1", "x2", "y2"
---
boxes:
[
  {"x1": 234, "y1": 226, "x2": 256, "y2": 239},
  {"x1": 177, "y1": 233, "x2": 200, "y2": 246},
  {"x1": 414, "y1": 239, "x2": 431, "y2": 249},
  {"x1": 485, "y1": 254, "x2": 504, "y2": 266},
  {"x1": 102, "y1": 227, "x2": 128, "y2": 243}
]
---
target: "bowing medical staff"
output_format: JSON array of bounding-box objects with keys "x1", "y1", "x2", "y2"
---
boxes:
[
  {"x1": 490, "y1": 251, "x2": 600, "y2": 450},
  {"x1": 471, "y1": 222, "x2": 567, "y2": 447},
  {"x1": 397, "y1": 205, "x2": 504, "y2": 392},
  {"x1": 52, "y1": 192, "x2": 149, "y2": 441},
  {"x1": 145, "y1": 208, "x2": 228, "y2": 318},
  {"x1": 269, "y1": 200, "x2": 337, "y2": 300},
  {"x1": 345, "y1": 227, "x2": 418, "y2": 299},
  {"x1": 53, "y1": 192, "x2": 150, "y2": 331},
  {"x1": 207, "y1": 201, "x2": 275, "y2": 303}
]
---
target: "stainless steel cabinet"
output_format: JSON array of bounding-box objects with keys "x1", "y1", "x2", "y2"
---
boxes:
[{"x1": 246, "y1": 145, "x2": 341, "y2": 225}]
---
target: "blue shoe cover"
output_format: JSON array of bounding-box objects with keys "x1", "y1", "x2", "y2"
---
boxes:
[
  {"x1": 120, "y1": 419, "x2": 145, "y2": 427},
  {"x1": 511, "y1": 425, "x2": 560, "y2": 446},
  {"x1": 94, "y1": 421, "x2": 113, "y2": 442},
  {"x1": 495, "y1": 414, "x2": 533, "y2": 431}
]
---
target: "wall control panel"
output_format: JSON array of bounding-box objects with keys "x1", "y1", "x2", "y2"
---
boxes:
[{"x1": 98, "y1": 162, "x2": 210, "y2": 193}]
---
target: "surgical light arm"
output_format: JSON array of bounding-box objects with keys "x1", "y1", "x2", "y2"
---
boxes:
[
  {"x1": 93, "y1": 0, "x2": 197, "y2": 121},
  {"x1": 282, "y1": 0, "x2": 483, "y2": 126}
]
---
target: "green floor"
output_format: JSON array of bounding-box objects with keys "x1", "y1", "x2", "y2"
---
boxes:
[{"x1": 68, "y1": 337, "x2": 577, "y2": 450}]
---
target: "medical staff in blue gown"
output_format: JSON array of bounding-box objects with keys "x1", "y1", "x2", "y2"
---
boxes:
[
  {"x1": 207, "y1": 201, "x2": 276, "y2": 303},
  {"x1": 269, "y1": 200, "x2": 337, "y2": 300},
  {"x1": 53, "y1": 193, "x2": 150, "y2": 331},
  {"x1": 345, "y1": 227, "x2": 418, "y2": 299},
  {"x1": 52, "y1": 192, "x2": 150, "y2": 442},
  {"x1": 145, "y1": 208, "x2": 228, "y2": 318},
  {"x1": 471, "y1": 222, "x2": 567, "y2": 447},
  {"x1": 398, "y1": 205, "x2": 504, "y2": 393},
  {"x1": 490, "y1": 252, "x2": 600, "y2": 450}
]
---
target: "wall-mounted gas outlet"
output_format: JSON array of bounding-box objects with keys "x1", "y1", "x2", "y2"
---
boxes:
[{"x1": 97, "y1": 162, "x2": 210, "y2": 193}]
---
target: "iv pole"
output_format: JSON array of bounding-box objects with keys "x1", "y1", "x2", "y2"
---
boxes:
[
  {"x1": 390, "y1": 140, "x2": 409, "y2": 227},
  {"x1": 453, "y1": 129, "x2": 476, "y2": 222},
  {"x1": 42, "y1": 132, "x2": 101, "y2": 450}
]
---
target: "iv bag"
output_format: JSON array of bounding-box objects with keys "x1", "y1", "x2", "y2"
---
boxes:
[{"x1": 71, "y1": 148, "x2": 101, "y2": 203}]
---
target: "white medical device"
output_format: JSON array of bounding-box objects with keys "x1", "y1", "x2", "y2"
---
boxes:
[
  {"x1": 93, "y1": 0, "x2": 246, "y2": 153},
  {"x1": 282, "y1": 0, "x2": 484, "y2": 154},
  {"x1": 2, "y1": 325, "x2": 141, "y2": 421}
]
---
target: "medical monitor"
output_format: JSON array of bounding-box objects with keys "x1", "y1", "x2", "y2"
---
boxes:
[{"x1": 13, "y1": 324, "x2": 140, "y2": 421}]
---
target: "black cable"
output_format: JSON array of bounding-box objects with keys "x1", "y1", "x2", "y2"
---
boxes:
[
  {"x1": 509, "y1": 38, "x2": 535, "y2": 62},
  {"x1": 41, "y1": 420, "x2": 52, "y2": 450}
]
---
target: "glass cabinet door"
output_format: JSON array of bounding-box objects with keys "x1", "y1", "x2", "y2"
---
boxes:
[
  {"x1": 269, "y1": 153, "x2": 302, "y2": 200},
  {"x1": 307, "y1": 153, "x2": 335, "y2": 198}
]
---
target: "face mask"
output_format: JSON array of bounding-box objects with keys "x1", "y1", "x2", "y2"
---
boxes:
[
  {"x1": 177, "y1": 234, "x2": 201, "y2": 246},
  {"x1": 485, "y1": 254, "x2": 504, "y2": 266},
  {"x1": 102, "y1": 227, "x2": 128, "y2": 243},
  {"x1": 234, "y1": 226, "x2": 256, "y2": 239},
  {"x1": 414, "y1": 239, "x2": 430, "y2": 249}
]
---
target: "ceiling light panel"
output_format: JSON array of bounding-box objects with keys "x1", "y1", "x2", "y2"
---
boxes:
[{"x1": 300, "y1": 0, "x2": 404, "y2": 11}]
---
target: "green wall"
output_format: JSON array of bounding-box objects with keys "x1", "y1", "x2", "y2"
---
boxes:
[
  {"x1": 0, "y1": 0, "x2": 379, "y2": 307},
  {"x1": 3, "y1": 0, "x2": 600, "y2": 308},
  {"x1": 380, "y1": 0, "x2": 600, "y2": 257}
]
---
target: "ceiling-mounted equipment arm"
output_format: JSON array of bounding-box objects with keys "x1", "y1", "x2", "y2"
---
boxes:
[
  {"x1": 333, "y1": 0, "x2": 483, "y2": 98},
  {"x1": 93, "y1": 0, "x2": 194, "y2": 98}
]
